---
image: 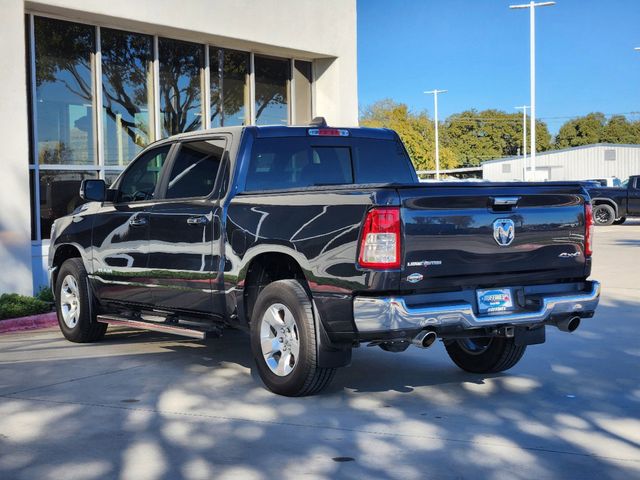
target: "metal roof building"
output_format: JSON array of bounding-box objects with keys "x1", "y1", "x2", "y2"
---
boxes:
[{"x1": 482, "y1": 144, "x2": 640, "y2": 182}]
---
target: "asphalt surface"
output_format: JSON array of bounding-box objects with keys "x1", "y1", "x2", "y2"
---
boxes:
[{"x1": 1, "y1": 221, "x2": 639, "y2": 480}]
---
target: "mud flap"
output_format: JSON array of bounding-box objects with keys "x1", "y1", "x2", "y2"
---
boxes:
[{"x1": 312, "y1": 300, "x2": 352, "y2": 368}]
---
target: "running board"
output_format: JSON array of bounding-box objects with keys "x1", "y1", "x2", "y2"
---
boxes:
[{"x1": 97, "y1": 314, "x2": 218, "y2": 339}]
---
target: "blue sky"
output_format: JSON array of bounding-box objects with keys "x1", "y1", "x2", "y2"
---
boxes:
[{"x1": 357, "y1": 0, "x2": 640, "y2": 133}]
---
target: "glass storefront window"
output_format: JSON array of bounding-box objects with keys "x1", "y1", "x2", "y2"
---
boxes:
[
  {"x1": 101, "y1": 28, "x2": 153, "y2": 166},
  {"x1": 34, "y1": 17, "x2": 95, "y2": 165},
  {"x1": 210, "y1": 48, "x2": 250, "y2": 127},
  {"x1": 158, "y1": 38, "x2": 203, "y2": 137},
  {"x1": 28, "y1": 15, "x2": 310, "y2": 245},
  {"x1": 38, "y1": 170, "x2": 98, "y2": 239},
  {"x1": 255, "y1": 56, "x2": 290, "y2": 126}
]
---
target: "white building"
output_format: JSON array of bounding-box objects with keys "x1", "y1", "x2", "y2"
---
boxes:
[
  {"x1": 483, "y1": 144, "x2": 640, "y2": 182},
  {"x1": 1, "y1": 0, "x2": 358, "y2": 295}
]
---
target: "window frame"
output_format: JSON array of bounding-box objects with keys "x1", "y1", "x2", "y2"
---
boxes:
[{"x1": 154, "y1": 136, "x2": 230, "y2": 202}]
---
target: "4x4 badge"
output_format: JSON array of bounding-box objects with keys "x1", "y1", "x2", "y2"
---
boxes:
[{"x1": 493, "y1": 219, "x2": 515, "y2": 246}]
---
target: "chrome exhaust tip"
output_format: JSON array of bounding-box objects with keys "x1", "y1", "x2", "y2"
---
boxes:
[
  {"x1": 412, "y1": 330, "x2": 437, "y2": 349},
  {"x1": 556, "y1": 316, "x2": 581, "y2": 333}
]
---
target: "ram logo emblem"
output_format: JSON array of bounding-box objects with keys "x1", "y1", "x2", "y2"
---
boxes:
[{"x1": 493, "y1": 219, "x2": 515, "y2": 247}]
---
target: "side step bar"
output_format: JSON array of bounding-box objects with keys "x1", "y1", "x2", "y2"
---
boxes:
[{"x1": 97, "y1": 314, "x2": 219, "y2": 339}]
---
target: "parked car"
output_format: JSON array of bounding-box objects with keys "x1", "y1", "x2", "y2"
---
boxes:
[
  {"x1": 49, "y1": 122, "x2": 601, "y2": 396},
  {"x1": 585, "y1": 175, "x2": 640, "y2": 225}
]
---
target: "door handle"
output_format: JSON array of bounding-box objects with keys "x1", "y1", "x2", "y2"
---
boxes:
[
  {"x1": 129, "y1": 214, "x2": 148, "y2": 227},
  {"x1": 187, "y1": 215, "x2": 210, "y2": 226}
]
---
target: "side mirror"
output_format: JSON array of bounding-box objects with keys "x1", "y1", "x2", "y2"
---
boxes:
[{"x1": 80, "y1": 179, "x2": 107, "y2": 202}]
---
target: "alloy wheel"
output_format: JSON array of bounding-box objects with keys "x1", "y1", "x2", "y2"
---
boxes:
[
  {"x1": 60, "y1": 274, "x2": 81, "y2": 328},
  {"x1": 259, "y1": 303, "x2": 300, "y2": 377}
]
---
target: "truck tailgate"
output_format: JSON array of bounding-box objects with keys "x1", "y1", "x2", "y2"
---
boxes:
[{"x1": 399, "y1": 183, "x2": 589, "y2": 291}]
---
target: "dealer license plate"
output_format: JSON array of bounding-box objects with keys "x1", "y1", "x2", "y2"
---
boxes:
[{"x1": 476, "y1": 288, "x2": 515, "y2": 315}]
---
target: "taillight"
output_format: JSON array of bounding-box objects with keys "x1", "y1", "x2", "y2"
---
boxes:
[
  {"x1": 585, "y1": 203, "x2": 594, "y2": 256},
  {"x1": 358, "y1": 207, "x2": 401, "y2": 269}
]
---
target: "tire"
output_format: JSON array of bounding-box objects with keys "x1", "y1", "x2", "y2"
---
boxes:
[
  {"x1": 445, "y1": 336, "x2": 526, "y2": 374},
  {"x1": 593, "y1": 204, "x2": 615, "y2": 226},
  {"x1": 250, "y1": 279, "x2": 336, "y2": 396},
  {"x1": 55, "y1": 258, "x2": 107, "y2": 343},
  {"x1": 613, "y1": 216, "x2": 627, "y2": 225}
]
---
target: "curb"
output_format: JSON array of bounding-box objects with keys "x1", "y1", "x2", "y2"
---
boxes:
[{"x1": 0, "y1": 312, "x2": 58, "y2": 334}]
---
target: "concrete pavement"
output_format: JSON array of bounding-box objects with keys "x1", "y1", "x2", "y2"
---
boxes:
[{"x1": 0, "y1": 222, "x2": 639, "y2": 479}]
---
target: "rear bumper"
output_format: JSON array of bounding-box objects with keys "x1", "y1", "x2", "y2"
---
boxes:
[{"x1": 353, "y1": 280, "x2": 601, "y2": 334}]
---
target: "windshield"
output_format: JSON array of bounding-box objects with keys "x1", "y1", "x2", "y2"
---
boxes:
[{"x1": 621, "y1": 178, "x2": 629, "y2": 188}]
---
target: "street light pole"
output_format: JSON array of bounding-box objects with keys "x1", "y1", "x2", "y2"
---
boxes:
[
  {"x1": 515, "y1": 105, "x2": 529, "y2": 180},
  {"x1": 424, "y1": 89, "x2": 447, "y2": 180},
  {"x1": 510, "y1": 1, "x2": 555, "y2": 181}
]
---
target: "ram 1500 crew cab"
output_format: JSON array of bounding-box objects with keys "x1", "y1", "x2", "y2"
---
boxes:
[{"x1": 49, "y1": 123, "x2": 601, "y2": 396}]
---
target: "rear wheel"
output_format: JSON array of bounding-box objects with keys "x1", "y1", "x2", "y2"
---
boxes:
[
  {"x1": 55, "y1": 258, "x2": 107, "y2": 343},
  {"x1": 445, "y1": 336, "x2": 526, "y2": 373},
  {"x1": 250, "y1": 280, "x2": 336, "y2": 396},
  {"x1": 593, "y1": 204, "x2": 615, "y2": 226},
  {"x1": 613, "y1": 216, "x2": 627, "y2": 225}
]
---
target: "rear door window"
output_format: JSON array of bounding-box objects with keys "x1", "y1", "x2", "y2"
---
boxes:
[
  {"x1": 245, "y1": 136, "x2": 415, "y2": 192},
  {"x1": 164, "y1": 139, "x2": 226, "y2": 199}
]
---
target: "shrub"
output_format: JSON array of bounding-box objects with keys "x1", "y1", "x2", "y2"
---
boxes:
[
  {"x1": 0, "y1": 293, "x2": 52, "y2": 320},
  {"x1": 36, "y1": 286, "x2": 54, "y2": 303}
]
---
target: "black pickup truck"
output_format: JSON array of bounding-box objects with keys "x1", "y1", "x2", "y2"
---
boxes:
[
  {"x1": 586, "y1": 175, "x2": 640, "y2": 225},
  {"x1": 49, "y1": 123, "x2": 601, "y2": 396}
]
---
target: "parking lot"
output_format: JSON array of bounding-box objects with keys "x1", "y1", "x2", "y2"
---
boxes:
[{"x1": 0, "y1": 222, "x2": 639, "y2": 480}]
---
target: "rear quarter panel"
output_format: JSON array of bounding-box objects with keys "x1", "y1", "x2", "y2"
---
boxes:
[{"x1": 224, "y1": 188, "x2": 399, "y2": 334}]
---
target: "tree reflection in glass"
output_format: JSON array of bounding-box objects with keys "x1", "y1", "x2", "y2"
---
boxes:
[
  {"x1": 101, "y1": 28, "x2": 153, "y2": 166},
  {"x1": 34, "y1": 17, "x2": 94, "y2": 165},
  {"x1": 255, "y1": 56, "x2": 290, "y2": 126},
  {"x1": 210, "y1": 48, "x2": 250, "y2": 127},
  {"x1": 159, "y1": 38, "x2": 203, "y2": 137}
]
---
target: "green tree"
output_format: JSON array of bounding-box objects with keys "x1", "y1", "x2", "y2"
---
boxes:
[
  {"x1": 442, "y1": 109, "x2": 550, "y2": 166},
  {"x1": 360, "y1": 99, "x2": 460, "y2": 171},
  {"x1": 601, "y1": 115, "x2": 640, "y2": 144},
  {"x1": 554, "y1": 112, "x2": 606, "y2": 148}
]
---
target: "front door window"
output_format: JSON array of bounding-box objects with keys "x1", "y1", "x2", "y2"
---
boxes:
[{"x1": 116, "y1": 145, "x2": 171, "y2": 203}]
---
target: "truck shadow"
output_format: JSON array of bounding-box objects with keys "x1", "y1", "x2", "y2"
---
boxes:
[{"x1": 0, "y1": 295, "x2": 638, "y2": 479}]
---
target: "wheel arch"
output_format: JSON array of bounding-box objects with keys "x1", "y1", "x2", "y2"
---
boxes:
[
  {"x1": 591, "y1": 198, "x2": 619, "y2": 216},
  {"x1": 50, "y1": 243, "x2": 85, "y2": 294},
  {"x1": 242, "y1": 251, "x2": 309, "y2": 325}
]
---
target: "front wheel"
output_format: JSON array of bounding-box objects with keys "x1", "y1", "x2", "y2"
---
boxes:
[
  {"x1": 444, "y1": 336, "x2": 526, "y2": 373},
  {"x1": 250, "y1": 280, "x2": 336, "y2": 396},
  {"x1": 55, "y1": 258, "x2": 107, "y2": 343},
  {"x1": 593, "y1": 204, "x2": 615, "y2": 226}
]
